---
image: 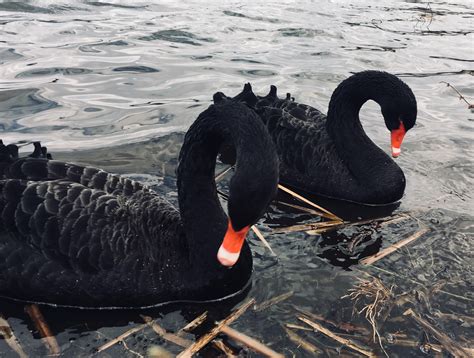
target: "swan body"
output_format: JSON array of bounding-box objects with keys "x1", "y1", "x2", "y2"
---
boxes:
[
  {"x1": 0, "y1": 99, "x2": 279, "y2": 308},
  {"x1": 225, "y1": 71, "x2": 417, "y2": 205}
]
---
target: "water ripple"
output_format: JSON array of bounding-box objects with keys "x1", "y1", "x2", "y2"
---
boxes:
[
  {"x1": 16, "y1": 67, "x2": 93, "y2": 78},
  {"x1": 0, "y1": 88, "x2": 58, "y2": 130},
  {"x1": 112, "y1": 65, "x2": 159, "y2": 73},
  {"x1": 138, "y1": 29, "x2": 216, "y2": 46}
]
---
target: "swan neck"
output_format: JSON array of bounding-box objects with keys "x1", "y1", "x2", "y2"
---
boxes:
[
  {"x1": 176, "y1": 102, "x2": 278, "y2": 264},
  {"x1": 325, "y1": 73, "x2": 402, "y2": 192}
]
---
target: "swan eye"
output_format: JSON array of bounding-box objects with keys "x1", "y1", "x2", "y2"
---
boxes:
[{"x1": 217, "y1": 220, "x2": 250, "y2": 267}]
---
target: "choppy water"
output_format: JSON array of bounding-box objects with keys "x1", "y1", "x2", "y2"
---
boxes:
[{"x1": 0, "y1": 0, "x2": 473, "y2": 357}]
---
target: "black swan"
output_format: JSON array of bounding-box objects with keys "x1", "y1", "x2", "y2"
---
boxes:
[
  {"x1": 223, "y1": 71, "x2": 417, "y2": 205},
  {"x1": 0, "y1": 98, "x2": 279, "y2": 308}
]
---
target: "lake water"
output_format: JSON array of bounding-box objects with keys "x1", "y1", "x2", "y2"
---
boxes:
[{"x1": 0, "y1": 0, "x2": 472, "y2": 357}]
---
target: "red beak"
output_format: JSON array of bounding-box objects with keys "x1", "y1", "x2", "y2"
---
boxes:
[
  {"x1": 217, "y1": 220, "x2": 250, "y2": 267},
  {"x1": 390, "y1": 121, "x2": 406, "y2": 158}
]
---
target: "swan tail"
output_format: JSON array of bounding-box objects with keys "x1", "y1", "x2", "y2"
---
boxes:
[
  {"x1": 1, "y1": 141, "x2": 52, "y2": 178},
  {"x1": 231, "y1": 83, "x2": 258, "y2": 108},
  {"x1": 0, "y1": 140, "x2": 143, "y2": 196},
  {"x1": 213, "y1": 91, "x2": 231, "y2": 104},
  {"x1": 266, "y1": 85, "x2": 277, "y2": 98}
]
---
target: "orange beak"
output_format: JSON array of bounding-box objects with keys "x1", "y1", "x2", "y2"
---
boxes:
[
  {"x1": 390, "y1": 121, "x2": 406, "y2": 158},
  {"x1": 217, "y1": 220, "x2": 250, "y2": 267}
]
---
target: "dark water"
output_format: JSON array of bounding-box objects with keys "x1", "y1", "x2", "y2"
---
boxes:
[{"x1": 0, "y1": 0, "x2": 473, "y2": 357}]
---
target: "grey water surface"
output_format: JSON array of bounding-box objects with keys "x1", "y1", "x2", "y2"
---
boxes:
[{"x1": 0, "y1": 0, "x2": 473, "y2": 357}]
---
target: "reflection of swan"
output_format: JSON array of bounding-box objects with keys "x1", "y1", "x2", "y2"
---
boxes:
[
  {"x1": 227, "y1": 71, "x2": 417, "y2": 205},
  {"x1": 0, "y1": 99, "x2": 279, "y2": 308}
]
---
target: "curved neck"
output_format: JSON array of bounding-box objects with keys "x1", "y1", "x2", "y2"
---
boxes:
[
  {"x1": 326, "y1": 72, "x2": 399, "y2": 184},
  {"x1": 176, "y1": 101, "x2": 277, "y2": 265}
]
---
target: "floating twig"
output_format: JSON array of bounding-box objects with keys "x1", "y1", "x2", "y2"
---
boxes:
[
  {"x1": 122, "y1": 340, "x2": 144, "y2": 357},
  {"x1": 141, "y1": 315, "x2": 191, "y2": 348},
  {"x1": 275, "y1": 200, "x2": 329, "y2": 218},
  {"x1": 298, "y1": 316, "x2": 375, "y2": 357},
  {"x1": 277, "y1": 184, "x2": 342, "y2": 221},
  {"x1": 440, "y1": 81, "x2": 474, "y2": 109},
  {"x1": 294, "y1": 307, "x2": 370, "y2": 335},
  {"x1": 24, "y1": 305, "x2": 60, "y2": 356},
  {"x1": 0, "y1": 314, "x2": 28, "y2": 358},
  {"x1": 273, "y1": 220, "x2": 343, "y2": 234},
  {"x1": 403, "y1": 308, "x2": 470, "y2": 357},
  {"x1": 340, "y1": 213, "x2": 409, "y2": 230},
  {"x1": 215, "y1": 166, "x2": 234, "y2": 183},
  {"x1": 251, "y1": 225, "x2": 276, "y2": 255},
  {"x1": 254, "y1": 291, "x2": 294, "y2": 312},
  {"x1": 284, "y1": 326, "x2": 322, "y2": 355},
  {"x1": 211, "y1": 339, "x2": 236, "y2": 357},
  {"x1": 221, "y1": 325, "x2": 284, "y2": 357},
  {"x1": 275, "y1": 213, "x2": 409, "y2": 236},
  {"x1": 360, "y1": 227, "x2": 429, "y2": 265},
  {"x1": 285, "y1": 323, "x2": 313, "y2": 332},
  {"x1": 177, "y1": 312, "x2": 208, "y2": 336},
  {"x1": 96, "y1": 322, "x2": 149, "y2": 353},
  {"x1": 177, "y1": 298, "x2": 255, "y2": 358},
  {"x1": 144, "y1": 312, "x2": 237, "y2": 356}
]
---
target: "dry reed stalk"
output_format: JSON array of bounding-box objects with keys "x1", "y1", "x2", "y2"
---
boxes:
[
  {"x1": 121, "y1": 340, "x2": 145, "y2": 357},
  {"x1": 285, "y1": 323, "x2": 313, "y2": 331},
  {"x1": 342, "y1": 278, "x2": 394, "y2": 357},
  {"x1": 215, "y1": 166, "x2": 234, "y2": 183},
  {"x1": 360, "y1": 227, "x2": 429, "y2": 265},
  {"x1": 177, "y1": 312, "x2": 208, "y2": 336},
  {"x1": 358, "y1": 266, "x2": 473, "y2": 303},
  {"x1": 254, "y1": 291, "x2": 294, "y2": 312},
  {"x1": 251, "y1": 225, "x2": 275, "y2": 255},
  {"x1": 306, "y1": 213, "x2": 410, "y2": 235},
  {"x1": 298, "y1": 316, "x2": 375, "y2": 357},
  {"x1": 96, "y1": 323, "x2": 149, "y2": 353},
  {"x1": 0, "y1": 315, "x2": 28, "y2": 358},
  {"x1": 277, "y1": 213, "x2": 409, "y2": 236},
  {"x1": 177, "y1": 298, "x2": 255, "y2": 358},
  {"x1": 294, "y1": 307, "x2": 370, "y2": 335},
  {"x1": 403, "y1": 309, "x2": 470, "y2": 357},
  {"x1": 277, "y1": 184, "x2": 342, "y2": 222},
  {"x1": 272, "y1": 220, "x2": 343, "y2": 234},
  {"x1": 211, "y1": 339, "x2": 236, "y2": 357},
  {"x1": 24, "y1": 305, "x2": 60, "y2": 356},
  {"x1": 387, "y1": 338, "x2": 444, "y2": 352},
  {"x1": 275, "y1": 200, "x2": 330, "y2": 218},
  {"x1": 221, "y1": 325, "x2": 284, "y2": 357},
  {"x1": 345, "y1": 213, "x2": 409, "y2": 228},
  {"x1": 144, "y1": 313, "x2": 237, "y2": 356},
  {"x1": 440, "y1": 81, "x2": 474, "y2": 109},
  {"x1": 141, "y1": 315, "x2": 191, "y2": 348},
  {"x1": 284, "y1": 326, "x2": 321, "y2": 355}
]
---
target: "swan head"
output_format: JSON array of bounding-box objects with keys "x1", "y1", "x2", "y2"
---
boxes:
[
  {"x1": 217, "y1": 167, "x2": 278, "y2": 267},
  {"x1": 380, "y1": 78, "x2": 417, "y2": 158}
]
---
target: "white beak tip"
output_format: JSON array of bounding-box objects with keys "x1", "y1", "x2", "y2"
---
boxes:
[
  {"x1": 391, "y1": 147, "x2": 401, "y2": 158},
  {"x1": 217, "y1": 245, "x2": 240, "y2": 267}
]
